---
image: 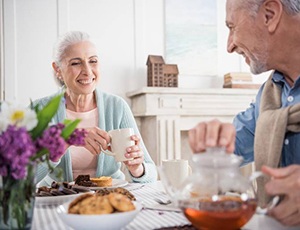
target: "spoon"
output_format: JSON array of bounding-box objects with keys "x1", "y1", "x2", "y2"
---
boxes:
[{"x1": 154, "y1": 198, "x2": 172, "y2": 205}]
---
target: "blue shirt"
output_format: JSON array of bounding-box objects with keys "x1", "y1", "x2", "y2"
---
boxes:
[{"x1": 233, "y1": 71, "x2": 300, "y2": 167}]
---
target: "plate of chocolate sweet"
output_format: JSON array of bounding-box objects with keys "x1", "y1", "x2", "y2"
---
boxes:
[
  {"x1": 72, "y1": 175, "x2": 128, "y2": 190},
  {"x1": 57, "y1": 192, "x2": 141, "y2": 230},
  {"x1": 35, "y1": 181, "x2": 94, "y2": 205}
]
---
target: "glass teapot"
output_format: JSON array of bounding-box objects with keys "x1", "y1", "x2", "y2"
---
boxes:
[{"x1": 159, "y1": 148, "x2": 258, "y2": 230}]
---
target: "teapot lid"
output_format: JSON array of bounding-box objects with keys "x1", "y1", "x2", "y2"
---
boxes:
[{"x1": 191, "y1": 147, "x2": 243, "y2": 168}]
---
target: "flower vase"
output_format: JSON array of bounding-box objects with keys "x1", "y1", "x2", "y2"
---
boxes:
[{"x1": 0, "y1": 164, "x2": 36, "y2": 230}]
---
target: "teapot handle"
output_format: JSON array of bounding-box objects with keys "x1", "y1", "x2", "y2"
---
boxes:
[
  {"x1": 249, "y1": 171, "x2": 264, "y2": 182},
  {"x1": 249, "y1": 171, "x2": 280, "y2": 215}
]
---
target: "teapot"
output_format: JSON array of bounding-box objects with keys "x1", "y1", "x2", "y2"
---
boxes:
[{"x1": 159, "y1": 148, "x2": 259, "y2": 230}]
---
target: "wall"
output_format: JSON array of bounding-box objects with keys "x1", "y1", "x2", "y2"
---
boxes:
[
  {"x1": 2, "y1": 0, "x2": 268, "y2": 105},
  {"x1": 0, "y1": 0, "x2": 3, "y2": 100}
]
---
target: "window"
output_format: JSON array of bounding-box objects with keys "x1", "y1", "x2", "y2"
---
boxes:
[{"x1": 165, "y1": 0, "x2": 217, "y2": 76}]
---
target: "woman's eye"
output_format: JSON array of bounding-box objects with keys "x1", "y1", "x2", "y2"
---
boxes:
[{"x1": 71, "y1": 62, "x2": 80, "y2": 66}]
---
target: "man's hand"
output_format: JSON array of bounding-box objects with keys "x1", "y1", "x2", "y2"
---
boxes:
[
  {"x1": 262, "y1": 165, "x2": 300, "y2": 226},
  {"x1": 188, "y1": 119, "x2": 236, "y2": 153}
]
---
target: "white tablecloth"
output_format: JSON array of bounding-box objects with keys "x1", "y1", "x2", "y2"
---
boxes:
[{"x1": 32, "y1": 181, "x2": 300, "y2": 230}]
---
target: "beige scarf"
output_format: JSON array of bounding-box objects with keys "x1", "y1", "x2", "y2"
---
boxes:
[{"x1": 254, "y1": 72, "x2": 300, "y2": 207}]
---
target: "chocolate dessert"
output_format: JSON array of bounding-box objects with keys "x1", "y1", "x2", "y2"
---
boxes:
[{"x1": 74, "y1": 174, "x2": 97, "y2": 187}]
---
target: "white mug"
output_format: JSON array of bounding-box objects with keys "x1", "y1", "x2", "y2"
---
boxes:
[
  {"x1": 102, "y1": 128, "x2": 135, "y2": 162},
  {"x1": 161, "y1": 159, "x2": 191, "y2": 189}
]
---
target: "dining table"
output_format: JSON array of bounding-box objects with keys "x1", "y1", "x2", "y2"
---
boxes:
[{"x1": 32, "y1": 181, "x2": 300, "y2": 230}]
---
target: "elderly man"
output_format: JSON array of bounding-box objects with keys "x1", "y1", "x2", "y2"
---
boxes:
[{"x1": 189, "y1": 0, "x2": 300, "y2": 226}]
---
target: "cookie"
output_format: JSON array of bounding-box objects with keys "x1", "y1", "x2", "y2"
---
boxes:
[
  {"x1": 113, "y1": 187, "x2": 136, "y2": 201},
  {"x1": 96, "y1": 188, "x2": 111, "y2": 196},
  {"x1": 79, "y1": 195, "x2": 114, "y2": 215},
  {"x1": 95, "y1": 187, "x2": 136, "y2": 201},
  {"x1": 68, "y1": 193, "x2": 114, "y2": 215},
  {"x1": 107, "y1": 193, "x2": 135, "y2": 212},
  {"x1": 69, "y1": 193, "x2": 94, "y2": 214}
]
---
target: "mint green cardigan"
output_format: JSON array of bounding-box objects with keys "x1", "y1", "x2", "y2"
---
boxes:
[{"x1": 33, "y1": 87, "x2": 157, "y2": 185}]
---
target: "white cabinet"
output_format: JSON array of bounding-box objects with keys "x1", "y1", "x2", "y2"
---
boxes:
[{"x1": 127, "y1": 87, "x2": 258, "y2": 165}]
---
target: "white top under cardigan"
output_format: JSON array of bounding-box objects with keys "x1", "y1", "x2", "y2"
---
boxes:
[{"x1": 67, "y1": 108, "x2": 98, "y2": 179}]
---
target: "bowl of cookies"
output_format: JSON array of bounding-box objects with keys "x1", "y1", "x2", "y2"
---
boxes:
[{"x1": 57, "y1": 191, "x2": 141, "y2": 230}]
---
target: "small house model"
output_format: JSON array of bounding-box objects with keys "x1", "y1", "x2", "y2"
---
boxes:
[{"x1": 146, "y1": 55, "x2": 179, "y2": 87}]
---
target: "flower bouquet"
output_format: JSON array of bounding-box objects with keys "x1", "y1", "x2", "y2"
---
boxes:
[{"x1": 0, "y1": 94, "x2": 86, "y2": 229}]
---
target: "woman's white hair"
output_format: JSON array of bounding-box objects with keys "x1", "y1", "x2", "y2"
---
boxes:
[
  {"x1": 241, "y1": 0, "x2": 300, "y2": 17},
  {"x1": 53, "y1": 31, "x2": 94, "y2": 66}
]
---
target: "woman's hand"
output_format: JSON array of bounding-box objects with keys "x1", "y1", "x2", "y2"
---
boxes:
[
  {"x1": 83, "y1": 127, "x2": 111, "y2": 155},
  {"x1": 123, "y1": 135, "x2": 145, "y2": 178},
  {"x1": 263, "y1": 165, "x2": 300, "y2": 226}
]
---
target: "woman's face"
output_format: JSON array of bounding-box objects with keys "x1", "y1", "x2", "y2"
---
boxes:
[{"x1": 57, "y1": 41, "x2": 100, "y2": 96}]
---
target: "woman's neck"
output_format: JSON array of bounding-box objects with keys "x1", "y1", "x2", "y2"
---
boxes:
[{"x1": 65, "y1": 91, "x2": 96, "y2": 112}]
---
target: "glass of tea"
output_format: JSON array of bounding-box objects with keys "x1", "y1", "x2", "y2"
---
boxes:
[{"x1": 159, "y1": 147, "x2": 258, "y2": 230}]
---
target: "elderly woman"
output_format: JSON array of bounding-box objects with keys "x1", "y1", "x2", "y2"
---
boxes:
[{"x1": 35, "y1": 31, "x2": 157, "y2": 185}]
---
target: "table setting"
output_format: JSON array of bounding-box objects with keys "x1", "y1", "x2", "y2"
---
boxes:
[
  {"x1": 31, "y1": 180, "x2": 299, "y2": 230},
  {"x1": 31, "y1": 148, "x2": 300, "y2": 230}
]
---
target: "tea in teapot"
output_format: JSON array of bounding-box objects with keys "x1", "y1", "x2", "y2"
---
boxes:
[{"x1": 179, "y1": 195, "x2": 257, "y2": 229}]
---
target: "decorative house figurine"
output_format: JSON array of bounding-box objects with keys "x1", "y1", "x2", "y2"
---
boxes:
[{"x1": 146, "y1": 55, "x2": 179, "y2": 87}]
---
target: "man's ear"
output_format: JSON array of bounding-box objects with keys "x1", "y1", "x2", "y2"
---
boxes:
[{"x1": 262, "y1": 0, "x2": 283, "y2": 33}]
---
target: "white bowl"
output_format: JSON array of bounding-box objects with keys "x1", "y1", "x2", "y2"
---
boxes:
[{"x1": 57, "y1": 200, "x2": 142, "y2": 230}]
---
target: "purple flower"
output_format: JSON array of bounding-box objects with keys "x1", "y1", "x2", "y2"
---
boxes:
[
  {"x1": 0, "y1": 121, "x2": 86, "y2": 179},
  {"x1": 67, "y1": 128, "x2": 87, "y2": 146},
  {"x1": 35, "y1": 123, "x2": 86, "y2": 162},
  {"x1": 0, "y1": 125, "x2": 36, "y2": 179},
  {"x1": 35, "y1": 124, "x2": 66, "y2": 162}
]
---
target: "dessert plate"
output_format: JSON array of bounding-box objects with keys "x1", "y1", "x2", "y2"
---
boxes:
[
  {"x1": 35, "y1": 191, "x2": 94, "y2": 206},
  {"x1": 70, "y1": 179, "x2": 128, "y2": 190}
]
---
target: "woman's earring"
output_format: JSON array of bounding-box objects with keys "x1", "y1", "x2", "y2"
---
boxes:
[{"x1": 57, "y1": 76, "x2": 64, "y2": 85}]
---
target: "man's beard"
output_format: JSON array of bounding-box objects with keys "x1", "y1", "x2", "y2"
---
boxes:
[{"x1": 249, "y1": 52, "x2": 268, "y2": 75}]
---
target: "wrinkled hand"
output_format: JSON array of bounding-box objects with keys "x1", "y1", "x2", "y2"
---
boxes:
[
  {"x1": 83, "y1": 127, "x2": 110, "y2": 155},
  {"x1": 262, "y1": 165, "x2": 300, "y2": 226},
  {"x1": 123, "y1": 135, "x2": 145, "y2": 178},
  {"x1": 188, "y1": 119, "x2": 236, "y2": 153}
]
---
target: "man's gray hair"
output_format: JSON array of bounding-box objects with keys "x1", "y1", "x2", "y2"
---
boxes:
[
  {"x1": 281, "y1": 0, "x2": 300, "y2": 14},
  {"x1": 242, "y1": 0, "x2": 300, "y2": 16}
]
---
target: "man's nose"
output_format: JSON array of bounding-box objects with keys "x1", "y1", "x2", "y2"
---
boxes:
[{"x1": 227, "y1": 35, "x2": 235, "y2": 53}]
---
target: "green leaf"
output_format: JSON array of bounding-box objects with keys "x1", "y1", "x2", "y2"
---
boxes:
[
  {"x1": 63, "y1": 119, "x2": 72, "y2": 126},
  {"x1": 30, "y1": 94, "x2": 63, "y2": 140},
  {"x1": 61, "y1": 119, "x2": 81, "y2": 139}
]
